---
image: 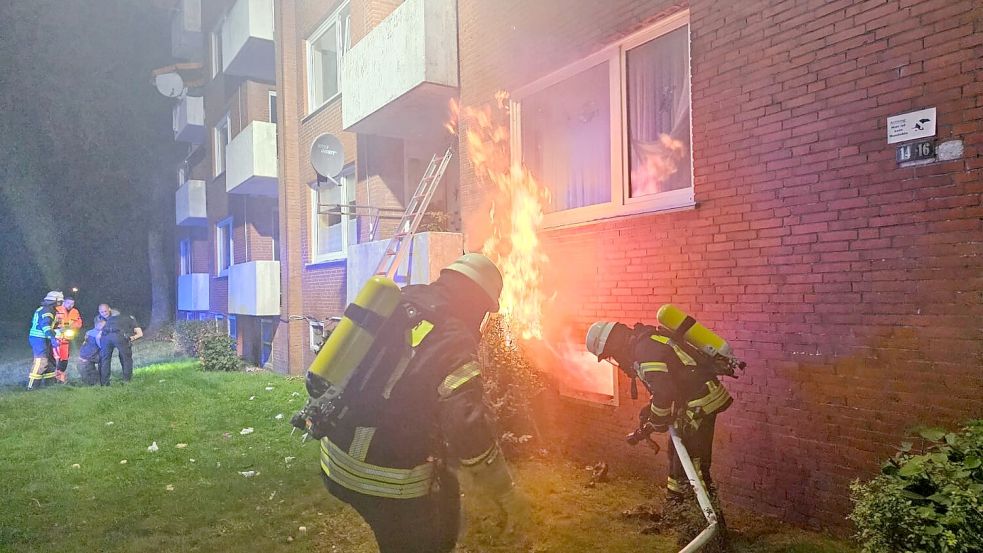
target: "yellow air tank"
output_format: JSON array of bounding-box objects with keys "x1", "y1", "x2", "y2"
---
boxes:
[
  {"x1": 656, "y1": 304, "x2": 734, "y2": 359},
  {"x1": 306, "y1": 276, "x2": 402, "y2": 400}
]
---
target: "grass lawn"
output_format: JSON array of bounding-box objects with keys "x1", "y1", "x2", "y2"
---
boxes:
[{"x1": 0, "y1": 360, "x2": 857, "y2": 552}]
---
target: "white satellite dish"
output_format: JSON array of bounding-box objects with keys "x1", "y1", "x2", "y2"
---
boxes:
[
  {"x1": 155, "y1": 72, "x2": 186, "y2": 98},
  {"x1": 310, "y1": 134, "x2": 346, "y2": 186}
]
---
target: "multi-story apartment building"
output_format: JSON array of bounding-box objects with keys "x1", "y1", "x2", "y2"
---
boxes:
[{"x1": 163, "y1": 0, "x2": 982, "y2": 530}]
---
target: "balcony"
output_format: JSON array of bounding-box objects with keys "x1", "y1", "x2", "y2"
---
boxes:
[
  {"x1": 221, "y1": 0, "x2": 275, "y2": 82},
  {"x1": 345, "y1": 232, "x2": 463, "y2": 304},
  {"x1": 228, "y1": 260, "x2": 280, "y2": 316},
  {"x1": 173, "y1": 95, "x2": 205, "y2": 144},
  {"x1": 175, "y1": 179, "x2": 207, "y2": 226},
  {"x1": 171, "y1": 0, "x2": 202, "y2": 60},
  {"x1": 341, "y1": 0, "x2": 458, "y2": 139},
  {"x1": 177, "y1": 273, "x2": 210, "y2": 311},
  {"x1": 226, "y1": 121, "x2": 278, "y2": 196}
]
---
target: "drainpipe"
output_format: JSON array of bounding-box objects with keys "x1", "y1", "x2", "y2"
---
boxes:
[{"x1": 669, "y1": 426, "x2": 718, "y2": 553}]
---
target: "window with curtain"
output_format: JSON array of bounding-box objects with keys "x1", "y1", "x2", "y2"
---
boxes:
[
  {"x1": 627, "y1": 25, "x2": 691, "y2": 198},
  {"x1": 307, "y1": 2, "x2": 351, "y2": 112},
  {"x1": 521, "y1": 62, "x2": 612, "y2": 213}
]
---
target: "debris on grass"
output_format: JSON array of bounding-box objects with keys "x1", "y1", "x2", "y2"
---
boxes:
[
  {"x1": 291, "y1": 391, "x2": 300, "y2": 397},
  {"x1": 284, "y1": 456, "x2": 295, "y2": 464},
  {"x1": 585, "y1": 461, "x2": 609, "y2": 488},
  {"x1": 240, "y1": 427, "x2": 254, "y2": 435},
  {"x1": 176, "y1": 443, "x2": 188, "y2": 449},
  {"x1": 158, "y1": 379, "x2": 166, "y2": 383},
  {"x1": 71, "y1": 463, "x2": 80, "y2": 469},
  {"x1": 147, "y1": 441, "x2": 159, "y2": 453},
  {"x1": 165, "y1": 484, "x2": 174, "y2": 492},
  {"x1": 223, "y1": 432, "x2": 232, "y2": 439},
  {"x1": 120, "y1": 460, "x2": 128, "y2": 465},
  {"x1": 269, "y1": 491, "x2": 277, "y2": 500},
  {"x1": 239, "y1": 470, "x2": 258, "y2": 478},
  {"x1": 105, "y1": 421, "x2": 114, "y2": 426},
  {"x1": 190, "y1": 458, "x2": 196, "y2": 463},
  {"x1": 298, "y1": 526, "x2": 307, "y2": 534},
  {"x1": 286, "y1": 536, "x2": 294, "y2": 543},
  {"x1": 265, "y1": 386, "x2": 274, "y2": 391},
  {"x1": 275, "y1": 413, "x2": 284, "y2": 420},
  {"x1": 249, "y1": 395, "x2": 256, "y2": 401}
]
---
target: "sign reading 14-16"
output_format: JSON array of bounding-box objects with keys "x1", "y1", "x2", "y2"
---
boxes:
[{"x1": 887, "y1": 107, "x2": 936, "y2": 144}]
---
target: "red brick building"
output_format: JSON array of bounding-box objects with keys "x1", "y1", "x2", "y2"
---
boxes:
[{"x1": 165, "y1": 0, "x2": 982, "y2": 530}]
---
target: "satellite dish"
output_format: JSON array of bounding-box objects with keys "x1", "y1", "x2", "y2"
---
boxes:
[
  {"x1": 155, "y1": 72, "x2": 185, "y2": 98},
  {"x1": 310, "y1": 134, "x2": 345, "y2": 184}
]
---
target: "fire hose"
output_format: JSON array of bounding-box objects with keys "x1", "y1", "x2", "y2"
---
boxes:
[{"x1": 627, "y1": 424, "x2": 718, "y2": 553}]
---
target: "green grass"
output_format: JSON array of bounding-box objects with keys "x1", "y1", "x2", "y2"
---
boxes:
[{"x1": 0, "y1": 361, "x2": 857, "y2": 552}]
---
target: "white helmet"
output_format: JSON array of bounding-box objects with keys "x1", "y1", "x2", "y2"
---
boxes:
[
  {"x1": 586, "y1": 321, "x2": 618, "y2": 360},
  {"x1": 44, "y1": 290, "x2": 64, "y2": 303},
  {"x1": 442, "y1": 253, "x2": 504, "y2": 312}
]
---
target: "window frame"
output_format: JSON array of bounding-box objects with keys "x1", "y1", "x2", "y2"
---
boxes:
[
  {"x1": 268, "y1": 91, "x2": 278, "y2": 124},
  {"x1": 213, "y1": 113, "x2": 231, "y2": 177},
  {"x1": 510, "y1": 11, "x2": 694, "y2": 229},
  {"x1": 309, "y1": 164, "x2": 356, "y2": 265},
  {"x1": 179, "y1": 239, "x2": 192, "y2": 275},
  {"x1": 228, "y1": 314, "x2": 237, "y2": 340},
  {"x1": 305, "y1": 1, "x2": 352, "y2": 115},
  {"x1": 210, "y1": 19, "x2": 224, "y2": 78},
  {"x1": 215, "y1": 217, "x2": 234, "y2": 276},
  {"x1": 260, "y1": 318, "x2": 274, "y2": 366}
]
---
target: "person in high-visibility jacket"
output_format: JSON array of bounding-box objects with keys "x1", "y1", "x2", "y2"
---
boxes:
[
  {"x1": 27, "y1": 291, "x2": 63, "y2": 390},
  {"x1": 319, "y1": 253, "x2": 526, "y2": 553},
  {"x1": 52, "y1": 296, "x2": 83, "y2": 383},
  {"x1": 586, "y1": 320, "x2": 733, "y2": 501}
]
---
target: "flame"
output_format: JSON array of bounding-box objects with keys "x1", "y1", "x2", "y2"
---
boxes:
[{"x1": 630, "y1": 133, "x2": 686, "y2": 196}]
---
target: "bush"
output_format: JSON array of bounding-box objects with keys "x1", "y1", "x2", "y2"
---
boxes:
[
  {"x1": 478, "y1": 315, "x2": 545, "y2": 454},
  {"x1": 174, "y1": 321, "x2": 223, "y2": 357},
  {"x1": 849, "y1": 420, "x2": 983, "y2": 553},
  {"x1": 198, "y1": 334, "x2": 242, "y2": 372}
]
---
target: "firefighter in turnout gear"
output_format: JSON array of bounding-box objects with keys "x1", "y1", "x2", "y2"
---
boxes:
[
  {"x1": 52, "y1": 296, "x2": 83, "y2": 383},
  {"x1": 586, "y1": 316, "x2": 734, "y2": 505},
  {"x1": 27, "y1": 291, "x2": 63, "y2": 389},
  {"x1": 315, "y1": 253, "x2": 524, "y2": 553}
]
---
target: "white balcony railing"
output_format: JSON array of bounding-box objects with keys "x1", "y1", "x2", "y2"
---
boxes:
[
  {"x1": 225, "y1": 121, "x2": 278, "y2": 196},
  {"x1": 345, "y1": 232, "x2": 463, "y2": 304},
  {"x1": 175, "y1": 179, "x2": 207, "y2": 226},
  {"x1": 171, "y1": 0, "x2": 203, "y2": 60},
  {"x1": 177, "y1": 273, "x2": 210, "y2": 311},
  {"x1": 341, "y1": 0, "x2": 458, "y2": 138},
  {"x1": 173, "y1": 95, "x2": 205, "y2": 144},
  {"x1": 228, "y1": 260, "x2": 280, "y2": 316},
  {"x1": 221, "y1": 0, "x2": 275, "y2": 82}
]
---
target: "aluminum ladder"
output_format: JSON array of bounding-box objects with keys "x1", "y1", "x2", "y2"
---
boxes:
[{"x1": 374, "y1": 147, "x2": 453, "y2": 280}]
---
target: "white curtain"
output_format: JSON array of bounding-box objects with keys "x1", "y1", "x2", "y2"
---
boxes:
[
  {"x1": 627, "y1": 25, "x2": 691, "y2": 197},
  {"x1": 522, "y1": 62, "x2": 611, "y2": 212}
]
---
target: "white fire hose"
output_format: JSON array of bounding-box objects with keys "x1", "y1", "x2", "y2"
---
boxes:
[{"x1": 668, "y1": 426, "x2": 718, "y2": 553}]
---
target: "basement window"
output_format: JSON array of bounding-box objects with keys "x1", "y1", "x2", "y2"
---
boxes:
[
  {"x1": 306, "y1": 1, "x2": 351, "y2": 113},
  {"x1": 512, "y1": 10, "x2": 693, "y2": 227}
]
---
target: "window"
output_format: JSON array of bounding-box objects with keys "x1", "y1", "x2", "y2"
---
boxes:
[
  {"x1": 216, "y1": 217, "x2": 234, "y2": 275},
  {"x1": 306, "y1": 2, "x2": 351, "y2": 112},
  {"x1": 179, "y1": 239, "x2": 192, "y2": 275},
  {"x1": 309, "y1": 321, "x2": 324, "y2": 353},
  {"x1": 513, "y1": 12, "x2": 693, "y2": 226},
  {"x1": 271, "y1": 208, "x2": 280, "y2": 262},
  {"x1": 228, "y1": 314, "x2": 237, "y2": 340},
  {"x1": 260, "y1": 318, "x2": 275, "y2": 366},
  {"x1": 311, "y1": 165, "x2": 356, "y2": 263},
  {"x1": 214, "y1": 113, "x2": 230, "y2": 176},
  {"x1": 210, "y1": 21, "x2": 223, "y2": 77},
  {"x1": 213, "y1": 312, "x2": 225, "y2": 330},
  {"x1": 268, "y1": 91, "x2": 278, "y2": 125},
  {"x1": 177, "y1": 166, "x2": 187, "y2": 187}
]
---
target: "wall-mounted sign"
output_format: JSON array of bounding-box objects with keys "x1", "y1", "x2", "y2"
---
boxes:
[
  {"x1": 896, "y1": 140, "x2": 934, "y2": 163},
  {"x1": 887, "y1": 107, "x2": 936, "y2": 144}
]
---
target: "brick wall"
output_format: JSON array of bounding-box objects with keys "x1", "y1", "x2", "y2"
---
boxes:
[{"x1": 458, "y1": 0, "x2": 983, "y2": 531}]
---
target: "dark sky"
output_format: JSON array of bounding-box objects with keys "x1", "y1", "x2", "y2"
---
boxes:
[{"x1": 0, "y1": 0, "x2": 182, "y2": 326}]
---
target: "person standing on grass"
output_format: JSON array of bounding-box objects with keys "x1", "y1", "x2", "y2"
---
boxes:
[
  {"x1": 27, "y1": 291, "x2": 62, "y2": 390},
  {"x1": 98, "y1": 304, "x2": 143, "y2": 385},
  {"x1": 52, "y1": 296, "x2": 83, "y2": 383}
]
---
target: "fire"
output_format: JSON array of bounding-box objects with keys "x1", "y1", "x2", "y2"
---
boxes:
[
  {"x1": 454, "y1": 92, "x2": 549, "y2": 341},
  {"x1": 630, "y1": 133, "x2": 686, "y2": 196}
]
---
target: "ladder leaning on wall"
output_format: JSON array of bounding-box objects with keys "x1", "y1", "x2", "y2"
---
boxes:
[{"x1": 373, "y1": 147, "x2": 453, "y2": 280}]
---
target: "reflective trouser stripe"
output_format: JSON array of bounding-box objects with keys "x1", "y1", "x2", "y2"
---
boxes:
[
  {"x1": 687, "y1": 381, "x2": 732, "y2": 415},
  {"x1": 667, "y1": 476, "x2": 683, "y2": 493},
  {"x1": 438, "y1": 362, "x2": 481, "y2": 397},
  {"x1": 639, "y1": 361, "x2": 668, "y2": 374},
  {"x1": 320, "y1": 438, "x2": 433, "y2": 499},
  {"x1": 650, "y1": 403, "x2": 672, "y2": 418},
  {"x1": 461, "y1": 444, "x2": 499, "y2": 468},
  {"x1": 348, "y1": 427, "x2": 376, "y2": 462}
]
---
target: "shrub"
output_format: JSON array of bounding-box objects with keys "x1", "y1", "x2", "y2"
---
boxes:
[
  {"x1": 174, "y1": 321, "x2": 223, "y2": 357},
  {"x1": 478, "y1": 315, "x2": 545, "y2": 454},
  {"x1": 198, "y1": 334, "x2": 242, "y2": 372},
  {"x1": 151, "y1": 321, "x2": 176, "y2": 342},
  {"x1": 849, "y1": 420, "x2": 983, "y2": 553}
]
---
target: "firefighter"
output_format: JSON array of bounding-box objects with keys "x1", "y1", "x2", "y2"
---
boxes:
[
  {"x1": 318, "y1": 253, "x2": 526, "y2": 553},
  {"x1": 586, "y1": 320, "x2": 733, "y2": 511},
  {"x1": 27, "y1": 291, "x2": 63, "y2": 390},
  {"x1": 52, "y1": 296, "x2": 83, "y2": 383},
  {"x1": 98, "y1": 304, "x2": 143, "y2": 385}
]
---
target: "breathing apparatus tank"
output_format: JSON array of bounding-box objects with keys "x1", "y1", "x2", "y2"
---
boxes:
[
  {"x1": 656, "y1": 304, "x2": 746, "y2": 375},
  {"x1": 304, "y1": 276, "x2": 402, "y2": 402}
]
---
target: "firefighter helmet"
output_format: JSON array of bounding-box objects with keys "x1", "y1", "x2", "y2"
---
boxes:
[
  {"x1": 441, "y1": 253, "x2": 503, "y2": 312},
  {"x1": 586, "y1": 321, "x2": 618, "y2": 361},
  {"x1": 44, "y1": 290, "x2": 64, "y2": 303}
]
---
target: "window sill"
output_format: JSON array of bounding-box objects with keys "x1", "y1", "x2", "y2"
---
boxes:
[
  {"x1": 542, "y1": 193, "x2": 696, "y2": 232},
  {"x1": 302, "y1": 93, "x2": 342, "y2": 123},
  {"x1": 306, "y1": 252, "x2": 347, "y2": 267}
]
